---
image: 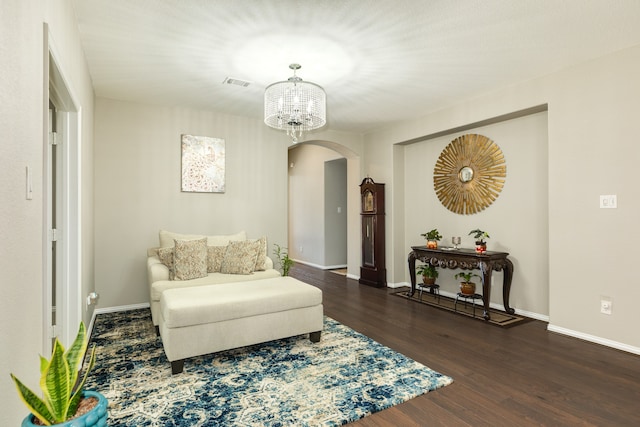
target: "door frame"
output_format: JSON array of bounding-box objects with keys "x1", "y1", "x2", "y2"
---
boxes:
[{"x1": 44, "y1": 24, "x2": 82, "y2": 353}]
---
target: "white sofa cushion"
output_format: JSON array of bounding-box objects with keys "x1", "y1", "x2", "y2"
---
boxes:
[
  {"x1": 150, "y1": 266, "x2": 281, "y2": 302},
  {"x1": 161, "y1": 277, "x2": 323, "y2": 328},
  {"x1": 159, "y1": 229, "x2": 246, "y2": 248}
]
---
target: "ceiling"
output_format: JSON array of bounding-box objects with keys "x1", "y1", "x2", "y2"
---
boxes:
[{"x1": 71, "y1": 0, "x2": 640, "y2": 134}]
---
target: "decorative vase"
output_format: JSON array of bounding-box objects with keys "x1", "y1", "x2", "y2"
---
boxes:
[
  {"x1": 426, "y1": 240, "x2": 438, "y2": 249},
  {"x1": 460, "y1": 282, "x2": 476, "y2": 295},
  {"x1": 21, "y1": 391, "x2": 108, "y2": 427},
  {"x1": 475, "y1": 242, "x2": 486, "y2": 254}
]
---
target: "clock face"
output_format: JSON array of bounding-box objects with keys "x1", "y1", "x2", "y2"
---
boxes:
[{"x1": 363, "y1": 191, "x2": 374, "y2": 212}]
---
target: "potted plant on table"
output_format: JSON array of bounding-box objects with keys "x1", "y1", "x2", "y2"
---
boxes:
[
  {"x1": 455, "y1": 271, "x2": 480, "y2": 295},
  {"x1": 420, "y1": 229, "x2": 442, "y2": 249},
  {"x1": 10, "y1": 322, "x2": 108, "y2": 427},
  {"x1": 469, "y1": 228, "x2": 490, "y2": 253},
  {"x1": 416, "y1": 263, "x2": 439, "y2": 285}
]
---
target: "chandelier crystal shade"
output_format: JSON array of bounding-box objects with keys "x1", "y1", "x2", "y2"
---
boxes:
[{"x1": 264, "y1": 64, "x2": 326, "y2": 143}]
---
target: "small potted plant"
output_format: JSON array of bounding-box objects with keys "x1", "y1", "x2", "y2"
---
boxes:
[
  {"x1": 416, "y1": 263, "x2": 439, "y2": 285},
  {"x1": 469, "y1": 229, "x2": 490, "y2": 253},
  {"x1": 420, "y1": 229, "x2": 442, "y2": 249},
  {"x1": 10, "y1": 322, "x2": 108, "y2": 426},
  {"x1": 455, "y1": 271, "x2": 480, "y2": 295},
  {"x1": 273, "y1": 243, "x2": 294, "y2": 276}
]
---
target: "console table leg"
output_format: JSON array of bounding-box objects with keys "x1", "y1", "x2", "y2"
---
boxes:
[
  {"x1": 407, "y1": 251, "x2": 417, "y2": 297},
  {"x1": 502, "y1": 258, "x2": 515, "y2": 314},
  {"x1": 479, "y1": 261, "x2": 492, "y2": 321}
]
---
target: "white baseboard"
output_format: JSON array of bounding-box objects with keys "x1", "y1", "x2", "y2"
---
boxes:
[
  {"x1": 94, "y1": 302, "x2": 150, "y2": 315},
  {"x1": 547, "y1": 324, "x2": 640, "y2": 356},
  {"x1": 292, "y1": 259, "x2": 347, "y2": 270},
  {"x1": 392, "y1": 284, "x2": 638, "y2": 354},
  {"x1": 392, "y1": 283, "x2": 549, "y2": 322},
  {"x1": 387, "y1": 281, "x2": 409, "y2": 289}
]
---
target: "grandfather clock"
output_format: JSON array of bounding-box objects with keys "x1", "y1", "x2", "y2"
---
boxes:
[{"x1": 359, "y1": 177, "x2": 386, "y2": 287}]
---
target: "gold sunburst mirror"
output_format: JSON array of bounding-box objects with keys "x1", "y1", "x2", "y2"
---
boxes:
[{"x1": 433, "y1": 134, "x2": 506, "y2": 215}]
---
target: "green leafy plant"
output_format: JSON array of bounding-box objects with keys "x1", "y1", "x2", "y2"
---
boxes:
[
  {"x1": 455, "y1": 271, "x2": 480, "y2": 283},
  {"x1": 273, "y1": 243, "x2": 294, "y2": 276},
  {"x1": 468, "y1": 229, "x2": 490, "y2": 243},
  {"x1": 416, "y1": 263, "x2": 439, "y2": 279},
  {"x1": 10, "y1": 322, "x2": 96, "y2": 425},
  {"x1": 420, "y1": 229, "x2": 442, "y2": 241}
]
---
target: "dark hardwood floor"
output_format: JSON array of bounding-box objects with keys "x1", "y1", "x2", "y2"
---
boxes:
[{"x1": 290, "y1": 264, "x2": 640, "y2": 427}]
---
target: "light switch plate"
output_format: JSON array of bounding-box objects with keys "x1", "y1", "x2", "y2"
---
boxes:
[{"x1": 599, "y1": 195, "x2": 617, "y2": 209}]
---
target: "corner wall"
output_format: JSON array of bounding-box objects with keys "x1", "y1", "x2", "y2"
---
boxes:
[
  {"x1": 93, "y1": 98, "x2": 292, "y2": 308},
  {"x1": 1, "y1": 1, "x2": 96, "y2": 424},
  {"x1": 364, "y1": 44, "x2": 640, "y2": 352},
  {"x1": 403, "y1": 112, "x2": 549, "y2": 316}
]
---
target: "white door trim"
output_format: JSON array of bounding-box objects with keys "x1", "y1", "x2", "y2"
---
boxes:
[{"x1": 45, "y1": 24, "x2": 82, "y2": 352}]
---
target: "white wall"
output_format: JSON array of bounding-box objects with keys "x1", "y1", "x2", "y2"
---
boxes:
[
  {"x1": 1, "y1": 1, "x2": 95, "y2": 424},
  {"x1": 364, "y1": 44, "x2": 640, "y2": 352},
  {"x1": 93, "y1": 98, "x2": 292, "y2": 308}
]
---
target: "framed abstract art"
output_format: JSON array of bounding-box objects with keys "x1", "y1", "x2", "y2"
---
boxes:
[{"x1": 181, "y1": 134, "x2": 225, "y2": 193}]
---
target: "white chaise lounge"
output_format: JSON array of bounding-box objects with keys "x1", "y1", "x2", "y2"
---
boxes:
[{"x1": 147, "y1": 230, "x2": 281, "y2": 330}]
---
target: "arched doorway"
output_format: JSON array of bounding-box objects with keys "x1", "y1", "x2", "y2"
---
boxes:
[{"x1": 287, "y1": 141, "x2": 361, "y2": 278}]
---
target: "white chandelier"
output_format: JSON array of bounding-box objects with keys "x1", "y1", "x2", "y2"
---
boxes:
[{"x1": 264, "y1": 64, "x2": 326, "y2": 143}]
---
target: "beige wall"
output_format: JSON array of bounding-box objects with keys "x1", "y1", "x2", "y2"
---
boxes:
[
  {"x1": 288, "y1": 144, "x2": 342, "y2": 266},
  {"x1": 403, "y1": 112, "x2": 549, "y2": 316},
  {"x1": 93, "y1": 99, "x2": 365, "y2": 307},
  {"x1": 93, "y1": 98, "x2": 293, "y2": 308},
  {"x1": 1, "y1": 0, "x2": 95, "y2": 424},
  {"x1": 545, "y1": 46, "x2": 640, "y2": 348},
  {"x1": 363, "y1": 45, "x2": 640, "y2": 352},
  {"x1": 3, "y1": 8, "x2": 639, "y2": 425}
]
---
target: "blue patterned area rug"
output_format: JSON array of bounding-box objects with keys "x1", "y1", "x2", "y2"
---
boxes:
[{"x1": 86, "y1": 309, "x2": 453, "y2": 426}]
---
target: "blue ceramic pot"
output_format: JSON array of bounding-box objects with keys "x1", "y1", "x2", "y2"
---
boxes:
[{"x1": 21, "y1": 390, "x2": 108, "y2": 427}]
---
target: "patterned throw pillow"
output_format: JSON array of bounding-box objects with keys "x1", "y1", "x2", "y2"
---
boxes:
[
  {"x1": 173, "y1": 238, "x2": 208, "y2": 280},
  {"x1": 253, "y1": 236, "x2": 267, "y2": 271},
  {"x1": 207, "y1": 245, "x2": 227, "y2": 273},
  {"x1": 220, "y1": 240, "x2": 261, "y2": 275},
  {"x1": 157, "y1": 247, "x2": 175, "y2": 280}
]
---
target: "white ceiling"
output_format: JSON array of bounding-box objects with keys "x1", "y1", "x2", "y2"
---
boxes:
[{"x1": 71, "y1": 0, "x2": 640, "y2": 134}]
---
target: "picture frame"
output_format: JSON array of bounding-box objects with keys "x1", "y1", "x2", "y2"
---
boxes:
[{"x1": 181, "y1": 134, "x2": 225, "y2": 193}]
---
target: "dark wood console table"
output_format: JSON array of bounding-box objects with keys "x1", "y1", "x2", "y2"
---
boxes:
[{"x1": 408, "y1": 246, "x2": 514, "y2": 320}]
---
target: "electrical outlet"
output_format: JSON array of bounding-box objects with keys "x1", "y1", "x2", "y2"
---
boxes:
[
  {"x1": 600, "y1": 299, "x2": 612, "y2": 315},
  {"x1": 86, "y1": 292, "x2": 99, "y2": 307},
  {"x1": 599, "y1": 195, "x2": 617, "y2": 209}
]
